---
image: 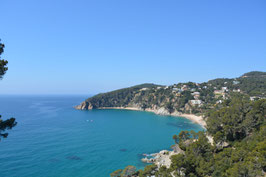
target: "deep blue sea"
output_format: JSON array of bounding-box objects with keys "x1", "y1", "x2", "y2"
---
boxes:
[{"x1": 0, "y1": 95, "x2": 203, "y2": 177}]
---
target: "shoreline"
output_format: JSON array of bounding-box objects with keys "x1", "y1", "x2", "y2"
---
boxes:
[
  {"x1": 77, "y1": 106, "x2": 208, "y2": 168},
  {"x1": 178, "y1": 113, "x2": 206, "y2": 128},
  {"x1": 96, "y1": 106, "x2": 206, "y2": 129}
]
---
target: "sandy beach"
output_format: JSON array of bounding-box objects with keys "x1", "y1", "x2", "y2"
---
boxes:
[{"x1": 179, "y1": 114, "x2": 206, "y2": 128}]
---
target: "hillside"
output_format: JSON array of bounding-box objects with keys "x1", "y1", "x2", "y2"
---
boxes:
[
  {"x1": 109, "y1": 80, "x2": 266, "y2": 177},
  {"x1": 75, "y1": 71, "x2": 266, "y2": 177},
  {"x1": 113, "y1": 98, "x2": 266, "y2": 177},
  {"x1": 241, "y1": 71, "x2": 266, "y2": 78},
  {"x1": 76, "y1": 71, "x2": 266, "y2": 116}
]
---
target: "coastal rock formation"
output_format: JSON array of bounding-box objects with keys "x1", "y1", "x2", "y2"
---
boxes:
[
  {"x1": 74, "y1": 101, "x2": 93, "y2": 110},
  {"x1": 147, "y1": 107, "x2": 173, "y2": 116},
  {"x1": 141, "y1": 149, "x2": 182, "y2": 168}
]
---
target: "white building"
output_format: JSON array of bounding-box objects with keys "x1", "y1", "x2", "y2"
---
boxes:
[
  {"x1": 140, "y1": 88, "x2": 148, "y2": 91},
  {"x1": 191, "y1": 88, "x2": 196, "y2": 92},
  {"x1": 233, "y1": 89, "x2": 241, "y2": 92},
  {"x1": 191, "y1": 92, "x2": 200, "y2": 96},
  {"x1": 233, "y1": 80, "x2": 240, "y2": 85},
  {"x1": 190, "y1": 100, "x2": 202, "y2": 105},
  {"x1": 216, "y1": 100, "x2": 223, "y2": 104},
  {"x1": 221, "y1": 87, "x2": 228, "y2": 91}
]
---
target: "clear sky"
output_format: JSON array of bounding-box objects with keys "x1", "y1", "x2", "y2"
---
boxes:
[{"x1": 0, "y1": 0, "x2": 265, "y2": 94}]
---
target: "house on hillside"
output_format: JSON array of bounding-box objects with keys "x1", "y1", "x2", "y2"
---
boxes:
[
  {"x1": 175, "y1": 93, "x2": 181, "y2": 97},
  {"x1": 233, "y1": 89, "x2": 241, "y2": 92},
  {"x1": 181, "y1": 85, "x2": 188, "y2": 91},
  {"x1": 172, "y1": 88, "x2": 182, "y2": 93},
  {"x1": 214, "y1": 90, "x2": 226, "y2": 99},
  {"x1": 191, "y1": 88, "x2": 196, "y2": 92},
  {"x1": 233, "y1": 80, "x2": 240, "y2": 85},
  {"x1": 249, "y1": 96, "x2": 265, "y2": 101},
  {"x1": 164, "y1": 86, "x2": 169, "y2": 89},
  {"x1": 214, "y1": 90, "x2": 224, "y2": 94},
  {"x1": 189, "y1": 100, "x2": 203, "y2": 106},
  {"x1": 140, "y1": 88, "x2": 148, "y2": 91},
  {"x1": 191, "y1": 92, "x2": 200, "y2": 99},
  {"x1": 191, "y1": 92, "x2": 200, "y2": 96},
  {"x1": 221, "y1": 87, "x2": 228, "y2": 92},
  {"x1": 216, "y1": 100, "x2": 223, "y2": 104}
]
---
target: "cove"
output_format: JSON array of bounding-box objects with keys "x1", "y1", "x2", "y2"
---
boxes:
[{"x1": 0, "y1": 95, "x2": 203, "y2": 177}]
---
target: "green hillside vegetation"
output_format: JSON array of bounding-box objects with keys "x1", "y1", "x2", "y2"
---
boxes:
[
  {"x1": 242, "y1": 71, "x2": 266, "y2": 78},
  {"x1": 85, "y1": 83, "x2": 162, "y2": 108},
  {"x1": 0, "y1": 41, "x2": 17, "y2": 141},
  {"x1": 111, "y1": 98, "x2": 266, "y2": 177},
  {"x1": 78, "y1": 72, "x2": 266, "y2": 115},
  {"x1": 104, "y1": 72, "x2": 266, "y2": 177}
]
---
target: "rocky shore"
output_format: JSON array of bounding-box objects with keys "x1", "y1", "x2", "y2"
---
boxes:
[{"x1": 141, "y1": 145, "x2": 184, "y2": 168}]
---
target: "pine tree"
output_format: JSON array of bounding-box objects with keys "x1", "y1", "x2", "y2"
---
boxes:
[{"x1": 0, "y1": 40, "x2": 17, "y2": 141}]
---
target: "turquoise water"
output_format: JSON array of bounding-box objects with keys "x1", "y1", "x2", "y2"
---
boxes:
[{"x1": 0, "y1": 95, "x2": 203, "y2": 177}]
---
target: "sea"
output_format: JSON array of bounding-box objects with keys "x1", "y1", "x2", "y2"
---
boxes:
[{"x1": 0, "y1": 95, "x2": 203, "y2": 177}]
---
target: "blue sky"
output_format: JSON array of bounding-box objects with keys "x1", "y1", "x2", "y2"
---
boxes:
[{"x1": 0, "y1": 0, "x2": 265, "y2": 94}]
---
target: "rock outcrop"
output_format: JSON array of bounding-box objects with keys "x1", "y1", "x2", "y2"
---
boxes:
[
  {"x1": 141, "y1": 149, "x2": 182, "y2": 168},
  {"x1": 74, "y1": 101, "x2": 93, "y2": 110}
]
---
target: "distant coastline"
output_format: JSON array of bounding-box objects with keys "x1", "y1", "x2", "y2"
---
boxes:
[{"x1": 77, "y1": 106, "x2": 206, "y2": 128}]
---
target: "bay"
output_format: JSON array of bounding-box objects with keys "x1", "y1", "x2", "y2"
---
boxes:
[{"x1": 0, "y1": 95, "x2": 203, "y2": 177}]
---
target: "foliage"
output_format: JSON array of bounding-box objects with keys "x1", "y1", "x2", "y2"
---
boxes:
[
  {"x1": 0, "y1": 116, "x2": 17, "y2": 140},
  {"x1": 138, "y1": 164, "x2": 157, "y2": 177},
  {"x1": 82, "y1": 71, "x2": 266, "y2": 117},
  {"x1": 0, "y1": 40, "x2": 17, "y2": 140},
  {"x1": 155, "y1": 166, "x2": 172, "y2": 177},
  {"x1": 110, "y1": 98, "x2": 266, "y2": 177},
  {"x1": 110, "y1": 169, "x2": 122, "y2": 177},
  {"x1": 172, "y1": 134, "x2": 178, "y2": 144},
  {"x1": 242, "y1": 71, "x2": 266, "y2": 78},
  {"x1": 86, "y1": 84, "x2": 161, "y2": 108},
  {"x1": 207, "y1": 72, "x2": 266, "y2": 97},
  {"x1": 207, "y1": 97, "x2": 265, "y2": 143},
  {"x1": 110, "y1": 166, "x2": 137, "y2": 177},
  {"x1": 121, "y1": 166, "x2": 137, "y2": 177},
  {"x1": 166, "y1": 99, "x2": 266, "y2": 177},
  {"x1": 0, "y1": 41, "x2": 8, "y2": 79},
  {"x1": 102, "y1": 72, "x2": 266, "y2": 176}
]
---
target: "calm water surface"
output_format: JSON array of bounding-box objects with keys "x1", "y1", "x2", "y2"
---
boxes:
[{"x1": 0, "y1": 95, "x2": 203, "y2": 177}]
